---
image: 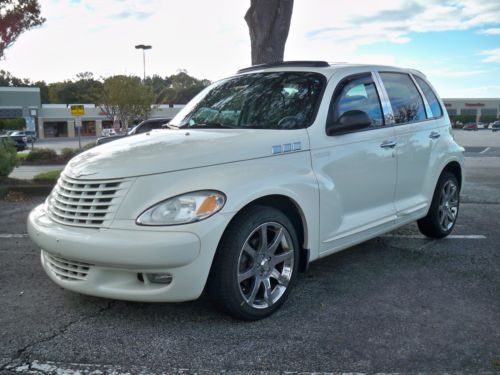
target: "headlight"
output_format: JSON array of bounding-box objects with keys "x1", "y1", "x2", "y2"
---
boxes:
[{"x1": 136, "y1": 190, "x2": 226, "y2": 226}]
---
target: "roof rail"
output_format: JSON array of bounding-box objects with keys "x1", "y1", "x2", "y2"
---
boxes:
[{"x1": 237, "y1": 60, "x2": 330, "y2": 74}]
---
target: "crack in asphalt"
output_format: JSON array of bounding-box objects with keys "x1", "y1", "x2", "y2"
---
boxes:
[{"x1": 0, "y1": 301, "x2": 115, "y2": 374}]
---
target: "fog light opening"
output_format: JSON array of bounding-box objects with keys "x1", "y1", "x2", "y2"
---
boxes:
[{"x1": 145, "y1": 272, "x2": 173, "y2": 285}]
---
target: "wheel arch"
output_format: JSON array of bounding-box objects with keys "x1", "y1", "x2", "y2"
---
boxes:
[
  {"x1": 221, "y1": 194, "x2": 311, "y2": 272},
  {"x1": 441, "y1": 160, "x2": 463, "y2": 190}
]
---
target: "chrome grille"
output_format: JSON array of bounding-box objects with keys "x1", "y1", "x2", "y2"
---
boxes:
[
  {"x1": 44, "y1": 252, "x2": 92, "y2": 281},
  {"x1": 47, "y1": 173, "x2": 132, "y2": 228}
]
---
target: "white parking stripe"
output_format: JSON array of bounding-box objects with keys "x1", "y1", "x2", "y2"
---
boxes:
[
  {"x1": 479, "y1": 147, "x2": 491, "y2": 154},
  {"x1": 381, "y1": 234, "x2": 486, "y2": 239},
  {"x1": 0, "y1": 234, "x2": 28, "y2": 238}
]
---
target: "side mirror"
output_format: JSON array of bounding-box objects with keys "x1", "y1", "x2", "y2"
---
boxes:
[{"x1": 327, "y1": 110, "x2": 372, "y2": 136}]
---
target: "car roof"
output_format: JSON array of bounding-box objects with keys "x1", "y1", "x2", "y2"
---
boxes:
[{"x1": 235, "y1": 60, "x2": 425, "y2": 79}]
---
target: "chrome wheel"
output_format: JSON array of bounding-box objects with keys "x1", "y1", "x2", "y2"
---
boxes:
[
  {"x1": 237, "y1": 222, "x2": 294, "y2": 309},
  {"x1": 438, "y1": 179, "x2": 459, "y2": 231}
]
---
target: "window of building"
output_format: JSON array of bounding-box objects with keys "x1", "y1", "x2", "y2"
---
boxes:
[
  {"x1": 461, "y1": 109, "x2": 477, "y2": 116},
  {"x1": 379, "y1": 72, "x2": 426, "y2": 124},
  {"x1": 414, "y1": 76, "x2": 443, "y2": 118}
]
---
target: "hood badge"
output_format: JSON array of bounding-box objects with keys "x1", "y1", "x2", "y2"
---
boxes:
[{"x1": 272, "y1": 142, "x2": 301, "y2": 155}]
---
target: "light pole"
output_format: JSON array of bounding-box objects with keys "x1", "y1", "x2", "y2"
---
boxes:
[{"x1": 135, "y1": 44, "x2": 152, "y2": 80}]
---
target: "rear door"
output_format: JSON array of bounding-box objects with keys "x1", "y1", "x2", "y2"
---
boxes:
[{"x1": 377, "y1": 71, "x2": 444, "y2": 217}]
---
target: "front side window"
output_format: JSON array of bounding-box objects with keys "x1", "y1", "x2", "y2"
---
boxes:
[
  {"x1": 379, "y1": 72, "x2": 426, "y2": 124},
  {"x1": 414, "y1": 76, "x2": 443, "y2": 118},
  {"x1": 327, "y1": 74, "x2": 384, "y2": 131},
  {"x1": 169, "y1": 72, "x2": 325, "y2": 130}
]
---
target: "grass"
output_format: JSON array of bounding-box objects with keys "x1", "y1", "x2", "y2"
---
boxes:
[
  {"x1": 16, "y1": 152, "x2": 29, "y2": 163},
  {"x1": 33, "y1": 169, "x2": 63, "y2": 183}
]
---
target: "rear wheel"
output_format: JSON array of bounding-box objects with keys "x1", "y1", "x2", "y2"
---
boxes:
[
  {"x1": 418, "y1": 171, "x2": 460, "y2": 238},
  {"x1": 208, "y1": 206, "x2": 299, "y2": 320}
]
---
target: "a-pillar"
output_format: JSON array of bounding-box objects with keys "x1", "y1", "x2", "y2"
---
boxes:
[
  {"x1": 95, "y1": 120, "x2": 103, "y2": 136},
  {"x1": 37, "y1": 118, "x2": 44, "y2": 139},
  {"x1": 67, "y1": 120, "x2": 75, "y2": 138}
]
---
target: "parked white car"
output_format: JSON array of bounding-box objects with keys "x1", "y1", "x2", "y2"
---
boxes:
[
  {"x1": 101, "y1": 128, "x2": 116, "y2": 137},
  {"x1": 28, "y1": 62, "x2": 465, "y2": 320}
]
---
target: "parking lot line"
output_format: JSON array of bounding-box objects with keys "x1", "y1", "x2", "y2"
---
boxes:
[
  {"x1": 0, "y1": 234, "x2": 29, "y2": 238},
  {"x1": 479, "y1": 147, "x2": 491, "y2": 154},
  {"x1": 381, "y1": 234, "x2": 486, "y2": 239}
]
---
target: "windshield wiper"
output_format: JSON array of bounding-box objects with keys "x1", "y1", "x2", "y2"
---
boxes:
[
  {"x1": 166, "y1": 124, "x2": 179, "y2": 129},
  {"x1": 180, "y1": 122, "x2": 238, "y2": 129}
]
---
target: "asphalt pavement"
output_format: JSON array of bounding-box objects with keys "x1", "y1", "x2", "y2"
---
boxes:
[{"x1": 0, "y1": 131, "x2": 499, "y2": 374}]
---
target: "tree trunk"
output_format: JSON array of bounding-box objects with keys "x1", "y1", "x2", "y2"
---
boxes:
[{"x1": 245, "y1": 0, "x2": 294, "y2": 65}]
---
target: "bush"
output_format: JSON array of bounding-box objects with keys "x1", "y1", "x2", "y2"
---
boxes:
[
  {"x1": 33, "y1": 169, "x2": 63, "y2": 183},
  {"x1": 81, "y1": 142, "x2": 95, "y2": 151},
  {"x1": 0, "y1": 138, "x2": 18, "y2": 177},
  {"x1": 26, "y1": 148, "x2": 58, "y2": 163},
  {"x1": 61, "y1": 147, "x2": 78, "y2": 160}
]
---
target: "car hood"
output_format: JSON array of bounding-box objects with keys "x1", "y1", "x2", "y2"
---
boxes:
[{"x1": 65, "y1": 128, "x2": 310, "y2": 180}]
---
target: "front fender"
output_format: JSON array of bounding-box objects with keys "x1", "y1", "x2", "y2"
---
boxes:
[{"x1": 113, "y1": 151, "x2": 320, "y2": 261}]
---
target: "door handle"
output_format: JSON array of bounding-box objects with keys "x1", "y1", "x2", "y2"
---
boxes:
[
  {"x1": 380, "y1": 141, "x2": 397, "y2": 149},
  {"x1": 429, "y1": 131, "x2": 440, "y2": 139}
]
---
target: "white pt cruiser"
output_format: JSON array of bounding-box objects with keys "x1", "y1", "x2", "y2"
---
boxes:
[{"x1": 28, "y1": 62, "x2": 465, "y2": 320}]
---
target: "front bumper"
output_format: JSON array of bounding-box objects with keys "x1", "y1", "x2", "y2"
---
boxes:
[{"x1": 28, "y1": 204, "x2": 224, "y2": 302}]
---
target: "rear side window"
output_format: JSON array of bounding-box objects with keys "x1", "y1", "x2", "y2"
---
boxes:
[
  {"x1": 328, "y1": 74, "x2": 384, "y2": 131},
  {"x1": 379, "y1": 72, "x2": 426, "y2": 124},
  {"x1": 414, "y1": 76, "x2": 443, "y2": 118}
]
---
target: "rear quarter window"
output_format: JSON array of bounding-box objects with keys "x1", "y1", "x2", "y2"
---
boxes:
[{"x1": 414, "y1": 76, "x2": 443, "y2": 118}]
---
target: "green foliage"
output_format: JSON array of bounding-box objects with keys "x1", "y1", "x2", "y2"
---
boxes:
[
  {"x1": 480, "y1": 115, "x2": 497, "y2": 124},
  {"x1": 100, "y1": 75, "x2": 155, "y2": 130},
  {"x1": 1, "y1": 69, "x2": 209, "y2": 106},
  {"x1": 449, "y1": 114, "x2": 476, "y2": 125},
  {"x1": 0, "y1": 0, "x2": 45, "y2": 59},
  {"x1": 0, "y1": 138, "x2": 18, "y2": 177},
  {"x1": 16, "y1": 152, "x2": 29, "y2": 162},
  {"x1": 60, "y1": 147, "x2": 78, "y2": 160},
  {"x1": 33, "y1": 169, "x2": 63, "y2": 182},
  {"x1": 81, "y1": 142, "x2": 95, "y2": 151},
  {"x1": 48, "y1": 72, "x2": 103, "y2": 104},
  {"x1": 155, "y1": 71, "x2": 211, "y2": 104},
  {"x1": 0, "y1": 118, "x2": 26, "y2": 131},
  {"x1": 26, "y1": 148, "x2": 57, "y2": 162}
]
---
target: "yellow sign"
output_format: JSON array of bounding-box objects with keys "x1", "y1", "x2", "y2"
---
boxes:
[{"x1": 70, "y1": 105, "x2": 85, "y2": 116}]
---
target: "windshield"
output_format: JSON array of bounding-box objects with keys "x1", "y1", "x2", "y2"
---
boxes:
[{"x1": 169, "y1": 72, "x2": 325, "y2": 130}]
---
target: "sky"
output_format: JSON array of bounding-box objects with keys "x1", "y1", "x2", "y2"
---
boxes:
[{"x1": 1, "y1": 0, "x2": 500, "y2": 98}]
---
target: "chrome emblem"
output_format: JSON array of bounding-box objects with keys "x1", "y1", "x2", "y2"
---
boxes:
[{"x1": 272, "y1": 142, "x2": 301, "y2": 155}]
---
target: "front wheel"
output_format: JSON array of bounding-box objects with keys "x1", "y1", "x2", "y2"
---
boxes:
[
  {"x1": 418, "y1": 171, "x2": 460, "y2": 238},
  {"x1": 207, "y1": 206, "x2": 299, "y2": 320}
]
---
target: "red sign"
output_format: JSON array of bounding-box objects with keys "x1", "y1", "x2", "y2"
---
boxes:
[{"x1": 465, "y1": 103, "x2": 485, "y2": 107}]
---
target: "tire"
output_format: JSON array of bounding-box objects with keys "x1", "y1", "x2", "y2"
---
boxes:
[
  {"x1": 418, "y1": 171, "x2": 460, "y2": 238},
  {"x1": 207, "y1": 205, "x2": 299, "y2": 320}
]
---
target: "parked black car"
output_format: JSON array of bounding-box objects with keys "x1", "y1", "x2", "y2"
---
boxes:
[
  {"x1": 11, "y1": 130, "x2": 37, "y2": 142},
  {"x1": 491, "y1": 121, "x2": 500, "y2": 132},
  {"x1": 0, "y1": 134, "x2": 28, "y2": 151},
  {"x1": 95, "y1": 118, "x2": 171, "y2": 146}
]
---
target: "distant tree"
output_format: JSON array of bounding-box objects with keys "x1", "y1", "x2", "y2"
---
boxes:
[
  {"x1": 47, "y1": 72, "x2": 103, "y2": 104},
  {"x1": 144, "y1": 74, "x2": 172, "y2": 101},
  {"x1": 0, "y1": 0, "x2": 45, "y2": 59},
  {"x1": 100, "y1": 75, "x2": 154, "y2": 131},
  {"x1": 158, "y1": 71, "x2": 211, "y2": 104},
  {"x1": 245, "y1": 0, "x2": 294, "y2": 65},
  {"x1": 0, "y1": 69, "x2": 31, "y2": 86}
]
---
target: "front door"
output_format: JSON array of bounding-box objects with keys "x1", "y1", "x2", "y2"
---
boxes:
[{"x1": 310, "y1": 72, "x2": 398, "y2": 254}]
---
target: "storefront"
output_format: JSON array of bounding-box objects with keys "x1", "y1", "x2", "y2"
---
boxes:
[{"x1": 42, "y1": 121, "x2": 68, "y2": 137}]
